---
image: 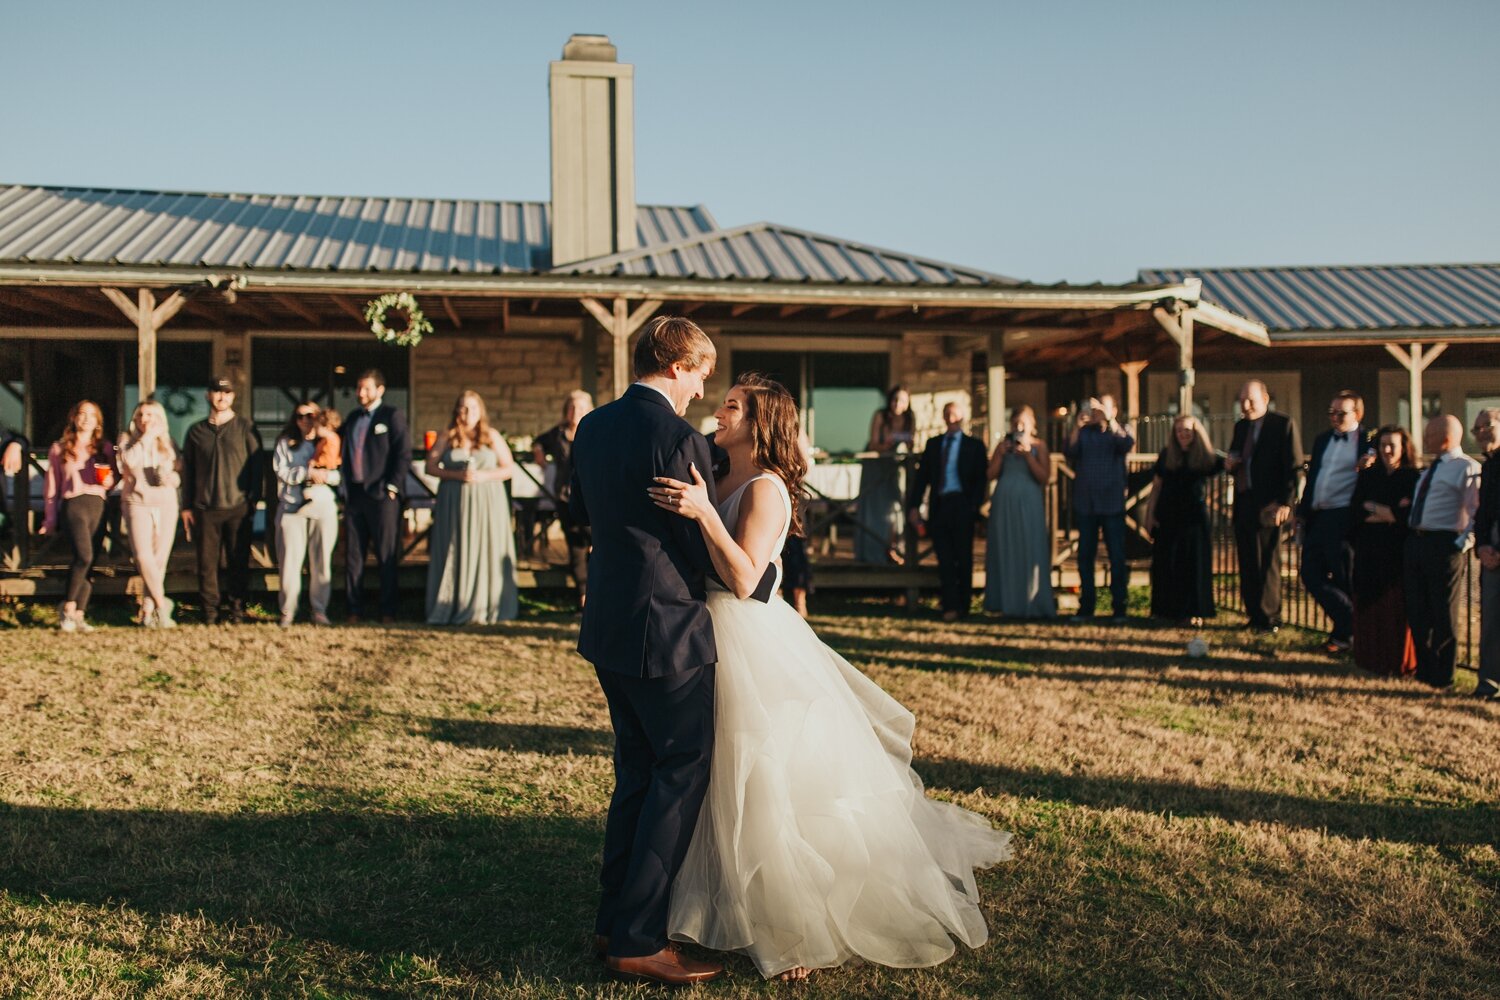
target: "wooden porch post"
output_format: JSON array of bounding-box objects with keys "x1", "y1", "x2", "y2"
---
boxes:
[
  {"x1": 1118, "y1": 360, "x2": 1148, "y2": 421},
  {"x1": 1152, "y1": 304, "x2": 1194, "y2": 417},
  {"x1": 101, "y1": 286, "x2": 187, "y2": 400},
  {"x1": 986, "y1": 329, "x2": 1006, "y2": 446},
  {"x1": 579, "y1": 297, "x2": 664, "y2": 402},
  {"x1": 1384, "y1": 341, "x2": 1448, "y2": 443}
]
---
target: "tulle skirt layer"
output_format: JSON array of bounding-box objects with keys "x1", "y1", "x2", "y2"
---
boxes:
[{"x1": 667, "y1": 592, "x2": 1011, "y2": 978}]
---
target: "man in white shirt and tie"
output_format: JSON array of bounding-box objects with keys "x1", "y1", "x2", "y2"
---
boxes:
[
  {"x1": 908, "y1": 401, "x2": 987, "y2": 622},
  {"x1": 1297, "y1": 391, "x2": 1372, "y2": 654},
  {"x1": 1405, "y1": 414, "x2": 1480, "y2": 689}
]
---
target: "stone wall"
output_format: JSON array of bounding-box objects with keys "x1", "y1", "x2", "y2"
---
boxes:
[
  {"x1": 414, "y1": 334, "x2": 584, "y2": 448},
  {"x1": 897, "y1": 332, "x2": 975, "y2": 446}
]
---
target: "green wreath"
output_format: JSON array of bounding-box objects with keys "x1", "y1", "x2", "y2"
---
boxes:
[{"x1": 364, "y1": 292, "x2": 432, "y2": 348}]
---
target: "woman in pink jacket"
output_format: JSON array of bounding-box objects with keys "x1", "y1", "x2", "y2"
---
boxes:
[{"x1": 42, "y1": 400, "x2": 116, "y2": 632}]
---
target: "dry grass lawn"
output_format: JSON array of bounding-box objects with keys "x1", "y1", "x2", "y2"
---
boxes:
[{"x1": 0, "y1": 596, "x2": 1496, "y2": 998}]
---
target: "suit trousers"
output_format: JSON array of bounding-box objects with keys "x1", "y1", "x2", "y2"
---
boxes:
[
  {"x1": 1479, "y1": 567, "x2": 1500, "y2": 698},
  {"x1": 1300, "y1": 507, "x2": 1354, "y2": 641},
  {"x1": 931, "y1": 494, "x2": 977, "y2": 614},
  {"x1": 195, "y1": 503, "x2": 252, "y2": 613},
  {"x1": 594, "y1": 663, "x2": 716, "y2": 958},
  {"x1": 1234, "y1": 517, "x2": 1283, "y2": 628},
  {"x1": 344, "y1": 490, "x2": 401, "y2": 617},
  {"x1": 1403, "y1": 532, "x2": 1465, "y2": 688},
  {"x1": 1077, "y1": 511, "x2": 1127, "y2": 616}
]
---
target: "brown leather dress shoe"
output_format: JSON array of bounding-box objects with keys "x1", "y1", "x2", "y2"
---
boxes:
[{"x1": 605, "y1": 946, "x2": 723, "y2": 986}]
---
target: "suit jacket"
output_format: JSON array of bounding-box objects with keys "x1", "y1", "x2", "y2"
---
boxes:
[
  {"x1": 908, "y1": 431, "x2": 987, "y2": 519},
  {"x1": 341, "y1": 402, "x2": 411, "y2": 499},
  {"x1": 1298, "y1": 425, "x2": 1375, "y2": 519},
  {"x1": 567, "y1": 385, "x2": 722, "y2": 677},
  {"x1": 1229, "y1": 410, "x2": 1302, "y2": 522},
  {"x1": 1476, "y1": 449, "x2": 1500, "y2": 550}
]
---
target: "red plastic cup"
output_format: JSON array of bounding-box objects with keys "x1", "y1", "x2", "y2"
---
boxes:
[
  {"x1": 93, "y1": 463, "x2": 112, "y2": 486},
  {"x1": 424, "y1": 430, "x2": 438, "y2": 451}
]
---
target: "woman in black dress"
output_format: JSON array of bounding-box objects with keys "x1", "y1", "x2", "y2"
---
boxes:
[
  {"x1": 1348, "y1": 425, "x2": 1420, "y2": 676},
  {"x1": 1145, "y1": 415, "x2": 1224, "y2": 624}
]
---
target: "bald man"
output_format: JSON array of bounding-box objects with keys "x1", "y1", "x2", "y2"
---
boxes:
[
  {"x1": 1405, "y1": 415, "x2": 1481, "y2": 689},
  {"x1": 1225, "y1": 380, "x2": 1302, "y2": 633}
]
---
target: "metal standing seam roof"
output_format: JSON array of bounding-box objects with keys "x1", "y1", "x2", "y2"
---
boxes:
[
  {"x1": 0, "y1": 184, "x2": 717, "y2": 274},
  {"x1": 551, "y1": 221, "x2": 1022, "y2": 286},
  {"x1": 1140, "y1": 264, "x2": 1500, "y2": 333}
]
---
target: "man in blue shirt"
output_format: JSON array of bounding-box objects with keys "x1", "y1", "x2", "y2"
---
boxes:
[
  {"x1": 1065, "y1": 395, "x2": 1134, "y2": 621},
  {"x1": 908, "y1": 401, "x2": 988, "y2": 621}
]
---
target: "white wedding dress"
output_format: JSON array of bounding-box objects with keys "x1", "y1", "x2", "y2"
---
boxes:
[{"x1": 668, "y1": 474, "x2": 1012, "y2": 978}]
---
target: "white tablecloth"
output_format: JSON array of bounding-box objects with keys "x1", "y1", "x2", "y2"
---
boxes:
[{"x1": 804, "y1": 463, "x2": 862, "y2": 501}]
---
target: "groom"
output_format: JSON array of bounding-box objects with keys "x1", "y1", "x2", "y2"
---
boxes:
[{"x1": 569, "y1": 316, "x2": 729, "y2": 986}]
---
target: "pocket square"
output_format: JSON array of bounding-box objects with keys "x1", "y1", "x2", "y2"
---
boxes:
[{"x1": 374, "y1": 424, "x2": 389, "y2": 435}]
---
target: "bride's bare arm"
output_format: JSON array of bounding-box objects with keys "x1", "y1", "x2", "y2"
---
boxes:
[{"x1": 651, "y1": 468, "x2": 782, "y2": 599}]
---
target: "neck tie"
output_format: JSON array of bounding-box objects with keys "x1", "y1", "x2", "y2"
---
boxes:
[
  {"x1": 352, "y1": 411, "x2": 369, "y2": 483},
  {"x1": 1410, "y1": 457, "x2": 1442, "y2": 527},
  {"x1": 1333, "y1": 431, "x2": 1347, "y2": 442}
]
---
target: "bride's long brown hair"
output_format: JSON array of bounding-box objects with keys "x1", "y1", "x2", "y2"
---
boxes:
[{"x1": 733, "y1": 372, "x2": 808, "y2": 537}]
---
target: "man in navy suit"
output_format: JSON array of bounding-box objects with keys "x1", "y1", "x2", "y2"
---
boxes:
[
  {"x1": 341, "y1": 368, "x2": 410, "y2": 623},
  {"x1": 908, "y1": 400, "x2": 989, "y2": 621},
  {"x1": 567, "y1": 317, "x2": 728, "y2": 986},
  {"x1": 1297, "y1": 390, "x2": 1373, "y2": 653}
]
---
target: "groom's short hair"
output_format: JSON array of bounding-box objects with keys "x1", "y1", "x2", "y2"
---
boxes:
[{"x1": 633, "y1": 316, "x2": 716, "y2": 379}]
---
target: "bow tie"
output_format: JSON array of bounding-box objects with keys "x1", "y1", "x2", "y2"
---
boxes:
[{"x1": 1332, "y1": 432, "x2": 1348, "y2": 442}]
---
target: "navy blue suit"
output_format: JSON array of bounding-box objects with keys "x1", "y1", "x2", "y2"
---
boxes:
[
  {"x1": 908, "y1": 430, "x2": 988, "y2": 614},
  {"x1": 568, "y1": 384, "x2": 721, "y2": 958},
  {"x1": 341, "y1": 401, "x2": 410, "y2": 617}
]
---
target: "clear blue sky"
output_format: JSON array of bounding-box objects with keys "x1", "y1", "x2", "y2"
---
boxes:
[{"x1": 4, "y1": 0, "x2": 1496, "y2": 283}]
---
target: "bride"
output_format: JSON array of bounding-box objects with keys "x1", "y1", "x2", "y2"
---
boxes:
[{"x1": 648, "y1": 373, "x2": 1011, "y2": 980}]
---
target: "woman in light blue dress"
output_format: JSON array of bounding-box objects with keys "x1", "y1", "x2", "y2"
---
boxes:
[
  {"x1": 853, "y1": 386, "x2": 914, "y2": 564},
  {"x1": 984, "y1": 405, "x2": 1055, "y2": 617},
  {"x1": 425, "y1": 391, "x2": 519, "y2": 624}
]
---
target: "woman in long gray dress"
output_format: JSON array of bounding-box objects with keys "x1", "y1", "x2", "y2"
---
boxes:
[
  {"x1": 984, "y1": 405, "x2": 1055, "y2": 617},
  {"x1": 853, "y1": 385, "x2": 914, "y2": 564},
  {"x1": 426, "y1": 391, "x2": 519, "y2": 624}
]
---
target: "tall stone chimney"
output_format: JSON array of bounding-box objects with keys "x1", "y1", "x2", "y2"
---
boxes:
[{"x1": 549, "y1": 34, "x2": 637, "y2": 267}]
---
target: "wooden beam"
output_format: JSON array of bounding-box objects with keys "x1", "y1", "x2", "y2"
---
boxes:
[
  {"x1": 579, "y1": 296, "x2": 615, "y2": 331},
  {"x1": 778, "y1": 304, "x2": 807, "y2": 319},
  {"x1": 612, "y1": 297, "x2": 630, "y2": 401},
  {"x1": 136, "y1": 288, "x2": 158, "y2": 398},
  {"x1": 873, "y1": 306, "x2": 906, "y2": 321},
  {"x1": 18, "y1": 285, "x2": 117, "y2": 321},
  {"x1": 271, "y1": 293, "x2": 324, "y2": 327},
  {"x1": 623, "y1": 298, "x2": 663, "y2": 337},
  {"x1": 150, "y1": 290, "x2": 186, "y2": 329},
  {"x1": 679, "y1": 301, "x2": 705, "y2": 316},
  {"x1": 826, "y1": 305, "x2": 859, "y2": 320},
  {"x1": 1153, "y1": 306, "x2": 1194, "y2": 416},
  {"x1": 730, "y1": 303, "x2": 756, "y2": 318},
  {"x1": 500, "y1": 298, "x2": 510, "y2": 331},
  {"x1": 332, "y1": 295, "x2": 366, "y2": 323},
  {"x1": 440, "y1": 295, "x2": 462, "y2": 329},
  {"x1": 1385, "y1": 341, "x2": 1449, "y2": 442},
  {"x1": 1118, "y1": 360, "x2": 1149, "y2": 421},
  {"x1": 101, "y1": 287, "x2": 140, "y2": 325},
  {"x1": 987, "y1": 330, "x2": 1006, "y2": 447}
]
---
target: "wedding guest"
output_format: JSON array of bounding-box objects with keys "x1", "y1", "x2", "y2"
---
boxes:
[
  {"x1": 1, "y1": 422, "x2": 28, "y2": 543},
  {"x1": 855, "y1": 385, "x2": 914, "y2": 565},
  {"x1": 117, "y1": 399, "x2": 182, "y2": 628},
  {"x1": 1405, "y1": 415, "x2": 1481, "y2": 689},
  {"x1": 984, "y1": 405, "x2": 1054, "y2": 618},
  {"x1": 533, "y1": 390, "x2": 593, "y2": 607},
  {"x1": 426, "y1": 390, "x2": 519, "y2": 624},
  {"x1": 42, "y1": 400, "x2": 115, "y2": 632},
  {"x1": 1225, "y1": 380, "x2": 1301, "y2": 634},
  {"x1": 272, "y1": 402, "x2": 342, "y2": 627},
  {"x1": 1298, "y1": 391, "x2": 1373, "y2": 654},
  {"x1": 1145, "y1": 414, "x2": 1223, "y2": 624},
  {"x1": 1065, "y1": 394, "x2": 1133, "y2": 622},
  {"x1": 181, "y1": 376, "x2": 262, "y2": 624},
  {"x1": 1473, "y1": 407, "x2": 1500, "y2": 700},
  {"x1": 1348, "y1": 425, "x2": 1419, "y2": 676},
  {"x1": 908, "y1": 400, "x2": 987, "y2": 622},
  {"x1": 342, "y1": 369, "x2": 410, "y2": 623}
]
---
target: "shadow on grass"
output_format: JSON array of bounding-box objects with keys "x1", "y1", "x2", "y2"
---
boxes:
[
  {"x1": 414, "y1": 717, "x2": 612, "y2": 756},
  {"x1": 918, "y1": 758, "x2": 1500, "y2": 846},
  {"x1": 0, "y1": 800, "x2": 610, "y2": 981}
]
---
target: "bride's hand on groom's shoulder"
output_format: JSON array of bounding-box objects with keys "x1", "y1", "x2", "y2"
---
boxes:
[{"x1": 650, "y1": 463, "x2": 711, "y2": 521}]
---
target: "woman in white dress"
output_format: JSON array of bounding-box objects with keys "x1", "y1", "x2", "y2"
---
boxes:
[{"x1": 649, "y1": 373, "x2": 1011, "y2": 981}]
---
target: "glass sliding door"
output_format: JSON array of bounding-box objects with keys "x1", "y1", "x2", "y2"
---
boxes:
[
  {"x1": 730, "y1": 348, "x2": 889, "y2": 456},
  {"x1": 251, "y1": 338, "x2": 410, "y2": 442}
]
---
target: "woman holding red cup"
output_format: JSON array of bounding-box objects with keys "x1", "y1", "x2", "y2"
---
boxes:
[{"x1": 42, "y1": 400, "x2": 116, "y2": 632}]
